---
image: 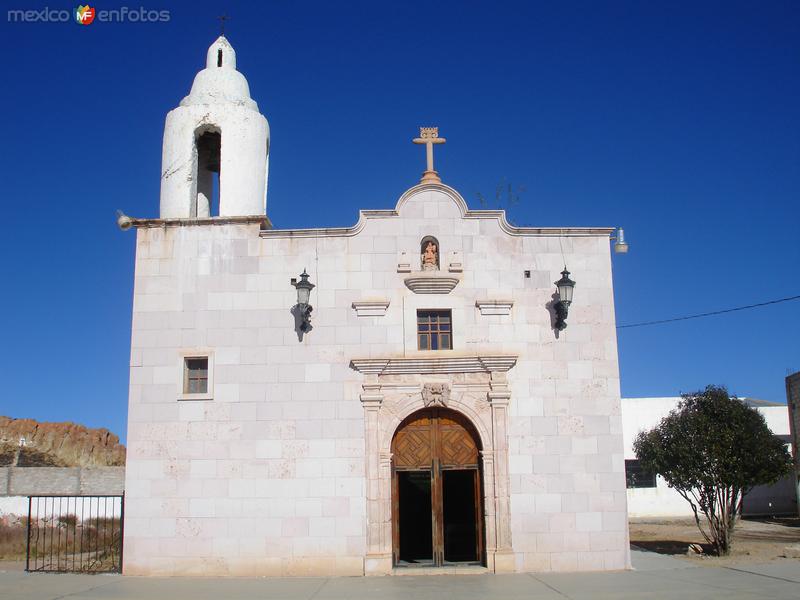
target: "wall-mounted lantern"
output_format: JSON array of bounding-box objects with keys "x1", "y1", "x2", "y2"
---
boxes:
[
  {"x1": 116, "y1": 210, "x2": 135, "y2": 230},
  {"x1": 293, "y1": 269, "x2": 315, "y2": 332},
  {"x1": 554, "y1": 268, "x2": 575, "y2": 331},
  {"x1": 613, "y1": 227, "x2": 629, "y2": 254}
]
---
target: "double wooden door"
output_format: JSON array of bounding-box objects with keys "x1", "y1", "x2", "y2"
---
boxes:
[{"x1": 391, "y1": 408, "x2": 484, "y2": 566}]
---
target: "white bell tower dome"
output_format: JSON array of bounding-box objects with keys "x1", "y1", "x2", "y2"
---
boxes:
[{"x1": 159, "y1": 36, "x2": 270, "y2": 219}]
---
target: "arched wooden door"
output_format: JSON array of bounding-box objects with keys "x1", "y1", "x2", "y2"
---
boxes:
[{"x1": 391, "y1": 408, "x2": 484, "y2": 566}]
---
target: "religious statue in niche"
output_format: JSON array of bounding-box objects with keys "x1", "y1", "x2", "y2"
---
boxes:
[
  {"x1": 420, "y1": 237, "x2": 439, "y2": 271},
  {"x1": 422, "y1": 383, "x2": 450, "y2": 407}
]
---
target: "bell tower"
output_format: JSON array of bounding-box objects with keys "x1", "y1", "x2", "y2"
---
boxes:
[{"x1": 159, "y1": 36, "x2": 270, "y2": 219}]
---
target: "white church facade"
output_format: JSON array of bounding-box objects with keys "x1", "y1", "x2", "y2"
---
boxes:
[{"x1": 121, "y1": 36, "x2": 631, "y2": 576}]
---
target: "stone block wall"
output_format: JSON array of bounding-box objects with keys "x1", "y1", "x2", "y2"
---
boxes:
[
  {"x1": 124, "y1": 183, "x2": 629, "y2": 576},
  {"x1": 0, "y1": 467, "x2": 125, "y2": 497}
]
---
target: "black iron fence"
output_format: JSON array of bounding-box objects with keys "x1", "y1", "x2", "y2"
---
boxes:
[{"x1": 26, "y1": 495, "x2": 124, "y2": 573}]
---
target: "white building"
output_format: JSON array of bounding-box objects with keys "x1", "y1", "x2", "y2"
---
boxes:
[
  {"x1": 621, "y1": 397, "x2": 795, "y2": 518},
  {"x1": 121, "y1": 36, "x2": 631, "y2": 577}
]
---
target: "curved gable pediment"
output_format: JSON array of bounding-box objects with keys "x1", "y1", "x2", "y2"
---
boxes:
[
  {"x1": 255, "y1": 181, "x2": 613, "y2": 240},
  {"x1": 394, "y1": 183, "x2": 469, "y2": 219}
]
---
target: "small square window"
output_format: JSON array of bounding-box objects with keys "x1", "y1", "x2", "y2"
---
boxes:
[
  {"x1": 625, "y1": 459, "x2": 657, "y2": 488},
  {"x1": 184, "y1": 357, "x2": 208, "y2": 394},
  {"x1": 417, "y1": 310, "x2": 453, "y2": 351},
  {"x1": 178, "y1": 352, "x2": 213, "y2": 400}
]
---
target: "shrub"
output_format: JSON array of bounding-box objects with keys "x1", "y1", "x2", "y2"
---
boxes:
[{"x1": 634, "y1": 385, "x2": 792, "y2": 555}]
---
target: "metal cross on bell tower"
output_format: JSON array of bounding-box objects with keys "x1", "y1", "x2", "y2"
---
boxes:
[
  {"x1": 217, "y1": 14, "x2": 230, "y2": 36},
  {"x1": 413, "y1": 127, "x2": 446, "y2": 183}
]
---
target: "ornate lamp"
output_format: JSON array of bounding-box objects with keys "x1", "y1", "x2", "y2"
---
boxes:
[
  {"x1": 554, "y1": 268, "x2": 575, "y2": 331},
  {"x1": 613, "y1": 227, "x2": 629, "y2": 254},
  {"x1": 293, "y1": 269, "x2": 315, "y2": 332}
]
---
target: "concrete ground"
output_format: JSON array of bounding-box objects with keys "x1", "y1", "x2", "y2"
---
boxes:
[{"x1": 1, "y1": 550, "x2": 799, "y2": 600}]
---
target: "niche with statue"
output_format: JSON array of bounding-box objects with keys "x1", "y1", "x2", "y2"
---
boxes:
[{"x1": 403, "y1": 236, "x2": 460, "y2": 294}]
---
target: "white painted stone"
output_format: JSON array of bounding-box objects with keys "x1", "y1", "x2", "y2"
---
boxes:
[
  {"x1": 124, "y1": 36, "x2": 630, "y2": 578},
  {"x1": 160, "y1": 36, "x2": 269, "y2": 219}
]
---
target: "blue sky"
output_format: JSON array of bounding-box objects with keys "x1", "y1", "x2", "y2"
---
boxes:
[{"x1": 2, "y1": 1, "x2": 798, "y2": 443}]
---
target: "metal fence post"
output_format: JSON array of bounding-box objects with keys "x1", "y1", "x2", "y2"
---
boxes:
[{"x1": 25, "y1": 496, "x2": 32, "y2": 572}]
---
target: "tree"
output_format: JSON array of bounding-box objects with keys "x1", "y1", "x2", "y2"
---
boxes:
[
  {"x1": 476, "y1": 178, "x2": 525, "y2": 214},
  {"x1": 633, "y1": 385, "x2": 792, "y2": 556}
]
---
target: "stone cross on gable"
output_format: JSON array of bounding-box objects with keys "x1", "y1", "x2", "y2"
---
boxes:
[{"x1": 413, "y1": 127, "x2": 446, "y2": 183}]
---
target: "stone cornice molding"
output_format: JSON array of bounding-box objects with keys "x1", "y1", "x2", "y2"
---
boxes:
[
  {"x1": 349, "y1": 354, "x2": 518, "y2": 375},
  {"x1": 260, "y1": 216, "x2": 373, "y2": 239},
  {"x1": 488, "y1": 371, "x2": 512, "y2": 405},
  {"x1": 487, "y1": 391, "x2": 512, "y2": 405},
  {"x1": 371, "y1": 382, "x2": 491, "y2": 392},
  {"x1": 479, "y1": 450, "x2": 496, "y2": 465},
  {"x1": 403, "y1": 274, "x2": 460, "y2": 294},
  {"x1": 360, "y1": 382, "x2": 384, "y2": 407},
  {"x1": 125, "y1": 184, "x2": 613, "y2": 237},
  {"x1": 475, "y1": 300, "x2": 514, "y2": 316},
  {"x1": 126, "y1": 215, "x2": 271, "y2": 229},
  {"x1": 351, "y1": 301, "x2": 390, "y2": 317},
  {"x1": 258, "y1": 182, "x2": 614, "y2": 239}
]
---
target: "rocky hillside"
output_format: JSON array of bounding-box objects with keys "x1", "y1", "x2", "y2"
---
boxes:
[{"x1": 0, "y1": 417, "x2": 125, "y2": 467}]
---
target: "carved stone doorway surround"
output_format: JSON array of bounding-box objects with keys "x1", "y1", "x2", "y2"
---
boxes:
[{"x1": 349, "y1": 355, "x2": 518, "y2": 575}]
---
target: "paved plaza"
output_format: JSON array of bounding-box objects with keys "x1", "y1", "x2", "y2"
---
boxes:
[{"x1": 2, "y1": 550, "x2": 800, "y2": 600}]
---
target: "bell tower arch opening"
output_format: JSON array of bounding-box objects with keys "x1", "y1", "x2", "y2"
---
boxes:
[
  {"x1": 158, "y1": 36, "x2": 270, "y2": 220},
  {"x1": 390, "y1": 407, "x2": 484, "y2": 567},
  {"x1": 194, "y1": 126, "x2": 221, "y2": 217}
]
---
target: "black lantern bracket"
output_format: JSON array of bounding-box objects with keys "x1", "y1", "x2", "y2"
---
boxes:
[
  {"x1": 554, "y1": 267, "x2": 575, "y2": 331},
  {"x1": 292, "y1": 269, "x2": 315, "y2": 334}
]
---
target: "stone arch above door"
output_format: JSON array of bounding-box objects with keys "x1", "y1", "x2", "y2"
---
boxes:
[
  {"x1": 379, "y1": 388, "x2": 493, "y2": 456},
  {"x1": 352, "y1": 359, "x2": 517, "y2": 576},
  {"x1": 392, "y1": 406, "x2": 482, "y2": 469}
]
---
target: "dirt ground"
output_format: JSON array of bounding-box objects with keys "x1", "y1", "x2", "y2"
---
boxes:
[
  {"x1": 2, "y1": 518, "x2": 798, "y2": 573},
  {"x1": 630, "y1": 516, "x2": 800, "y2": 565}
]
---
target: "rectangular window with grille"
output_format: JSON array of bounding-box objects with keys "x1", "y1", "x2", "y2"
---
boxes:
[
  {"x1": 184, "y1": 357, "x2": 209, "y2": 394},
  {"x1": 625, "y1": 459, "x2": 657, "y2": 488},
  {"x1": 417, "y1": 310, "x2": 452, "y2": 351}
]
